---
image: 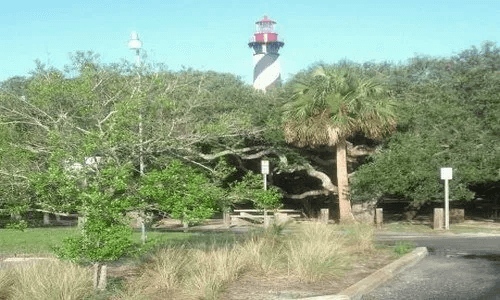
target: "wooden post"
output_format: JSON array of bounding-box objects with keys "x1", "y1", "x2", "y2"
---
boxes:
[
  {"x1": 320, "y1": 208, "x2": 329, "y2": 224},
  {"x1": 433, "y1": 208, "x2": 444, "y2": 230},
  {"x1": 375, "y1": 208, "x2": 383, "y2": 227},
  {"x1": 55, "y1": 214, "x2": 61, "y2": 223},
  {"x1": 223, "y1": 211, "x2": 231, "y2": 228},
  {"x1": 78, "y1": 215, "x2": 86, "y2": 230},
  {"x1": 263, "y1": 210, "x2": 271, "y2": 228},
  {"x1": 43, "y1": 213, "x2": 50, "y2": 225}
]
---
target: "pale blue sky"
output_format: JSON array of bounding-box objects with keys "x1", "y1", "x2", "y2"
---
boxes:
[{"x1": 2, "y1": 0, "x2": 499, "y2": 84}]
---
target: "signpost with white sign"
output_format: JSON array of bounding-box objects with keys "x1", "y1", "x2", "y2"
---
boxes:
[
  {"x1": 261, "y1": 160, "x2": 270, "y2": 227},
  {"x1": 261, "y1": 160, "x2": 269, "y2": 190},
  {"x1": 440, "y1": 167, "x2": 453, "y2": 230}
]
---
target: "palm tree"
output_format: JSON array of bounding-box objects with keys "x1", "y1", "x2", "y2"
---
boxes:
[{"x1": 283, "y1": 65, "x2": 397, "y2": 222}]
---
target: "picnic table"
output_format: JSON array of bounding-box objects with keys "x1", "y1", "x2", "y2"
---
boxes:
[{"x1": 230, "y1": 209, "x2": 304, "y2": 224}]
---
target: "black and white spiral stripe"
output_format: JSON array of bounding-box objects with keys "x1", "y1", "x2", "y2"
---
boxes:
[{"x1": 253, "y1": 53, "x2": 281, "y2": 91}]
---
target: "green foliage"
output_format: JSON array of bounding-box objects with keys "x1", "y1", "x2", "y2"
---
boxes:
[
  {"x1": 54, "y1": 163, "x2": 135, "y2": 263},
  {"x1": 352, "y1": 41, "x2": 500, "y2": 204},
  {"x1": 55, "y1": 224, "x2": 132, "y2": 263},
  {"x1": 351, "y1": 133, "x2": 475, "y2": 203},
  {"x1": 392, "y1": 241, "x2": 416, "y2": 256},
  {"x1": 140, "y1": 160, "x2": 222, "y2": 224},
  {"x1": 30, "y1": 157, "x2": 81, "y2": 213},
  {"x1": 5, "y1": 220, "x2": 28, "y2": 232},
  {"x1": 253, "y1": 187, "x2": 282, "y2": 210},
  {"x1": 283, "y1": 64, "x2": 398, "y2": 146},
  {"x1": 230, "y1": 172, "x2": 283, "y2": 210},
  {"x1": 2, "y1": 42, "x2": 499, "y2": 218}
]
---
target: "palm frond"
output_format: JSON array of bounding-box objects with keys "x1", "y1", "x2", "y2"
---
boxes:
[{"x1": 283, "y1": 64, "x2": 398, "y2": 147}]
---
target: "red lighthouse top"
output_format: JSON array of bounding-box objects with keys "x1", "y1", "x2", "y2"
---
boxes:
[
  {"x1": 250, "y1": 15, "x2": 282, "y2": 44},
  {"x1": 255, "y1": 15, "x2": 276, "y2": 32}
]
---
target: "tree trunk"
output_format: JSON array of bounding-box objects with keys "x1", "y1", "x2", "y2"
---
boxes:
[
  {"x1": 336, "y1": 138, "x2": 354, "y2": 223},
  {"x1": 93, "y1": 262, "x2": 107, "y2": 290}
]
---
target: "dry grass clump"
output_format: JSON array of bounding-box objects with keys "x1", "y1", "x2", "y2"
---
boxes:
[
  {"x1": 236, "y1": 232, "x2": 286, "y2": 274},
  {"x1": 0, "y1": 269, "x2": 14, "y2": 300},
  {"x1": 121, "y1": 221, "x2": 377, "y2": 299},
  {"x1": 120, "y1": 246, "x2": 248, "y2": 300},
  {"x1": 340, "y1": 222, "x2": 376, "y2": 254},
  {"x1": 286, "y1": 222, "x2": 352, "y2": 282},
  {"x1": 1, "y1": 259, "x2": 93, "y2": 300},
  {"x1": 187, "y1": 247, "x2": 247, "y2": 300}
]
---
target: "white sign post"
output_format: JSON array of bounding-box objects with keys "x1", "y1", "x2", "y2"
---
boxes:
[
  {"x1": 440, "y1": 167, "x2": 453, "y2": 230},
  {"x1": 261, "y1": 160, "x2": 269, "y2": 190},
  {"x1": 261, "y1": 160, "x2": 270, "y2": 227}
]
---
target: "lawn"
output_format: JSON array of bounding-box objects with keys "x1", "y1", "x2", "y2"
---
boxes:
[{"x1": 0, "y1": 226, "x2": 193, "y2": 257}]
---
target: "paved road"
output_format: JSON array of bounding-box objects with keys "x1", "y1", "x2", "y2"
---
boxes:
[{"x1": 362, "y1": 234, "x2": 500, "y2": 300}]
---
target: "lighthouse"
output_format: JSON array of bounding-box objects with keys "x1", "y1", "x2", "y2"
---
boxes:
[{"x1": 249, "y1": 15, "x2": 285, "y2": 91}]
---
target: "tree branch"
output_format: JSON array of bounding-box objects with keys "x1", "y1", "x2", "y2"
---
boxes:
[
  {"x1": 305, "y1": 166, "x2": 338, "y2": 193},
  {"x1": 347, "y1": 142, "x2": 377, "y2": 157},
  {"x1": 285, "y1": 189, "x2": 333, "y2": 199}
]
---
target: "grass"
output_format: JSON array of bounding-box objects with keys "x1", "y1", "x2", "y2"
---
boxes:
[
  {"x1": 392, "y1": 241, "x2": 417, "y2": 256},
  {"x1": 381, "y1": 221, "x2": 500, "y2": 235},
  {"x1": 0, "y1": 226, "x2": 193, "y2": 257},
  {"x1": 0, "y1": 227, "x2": 78, "y2": 256},
  {"x1": 118, "y1": 222, "x2": 378, "y2": 299},
  {"x1": 448, "y1": 224, "x2": 500, "y2": 234},
  {"x1": 380, "y1": 222, "x2": 435, "y2": 233},
  {"x1": 0, "y1": 222, "x2": 388, "y2": 300}
]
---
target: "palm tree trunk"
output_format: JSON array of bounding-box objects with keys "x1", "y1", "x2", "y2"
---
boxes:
[{"x1": 336, "y1": 137, "x2": 354, "y2": 223}]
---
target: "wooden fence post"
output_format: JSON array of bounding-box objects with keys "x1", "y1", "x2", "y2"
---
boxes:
[
  {"x1": 43, "y1": 213, "x2": 50, "y2": 225},
  {"x1": 78, "y1": 215, "x2": 86, "y2": 229},
  {"x1": 223, "y1": 211, "x2": 231, "y2": 228},
  {"x1": 263, "y1": 210, "x2": 271, "y2": 228},
  {"x1": 375, "y1": 208, "x2": 383, "y2": 227},
  {"x1": 320, "y1": 208, "x2": 329, "y2": 224},
  {"x1": 433, "y1": 208, "x2": 444, "y2": 230}
]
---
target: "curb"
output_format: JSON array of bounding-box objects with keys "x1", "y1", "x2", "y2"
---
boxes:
[{"x1": 296, "y1": 247, "x2": 428, "y2": 300}]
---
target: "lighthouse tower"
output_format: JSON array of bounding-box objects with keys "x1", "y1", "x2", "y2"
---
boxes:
[{"x1": 249, "y1": 15, "x2": 284, "y2": 91}]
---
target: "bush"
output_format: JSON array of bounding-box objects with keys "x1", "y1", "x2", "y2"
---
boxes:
[{"x1": 5, "y1": 220, "x2": 28, "y2": 232}]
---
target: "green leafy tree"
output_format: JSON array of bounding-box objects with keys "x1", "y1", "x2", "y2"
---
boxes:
[
  {"x1": 352, "y1": 41, "x2": 500, "y2": 206},
  {"x1": 140, "y1": 160, "x2": 223, "y2": 225},
  {"x1": 54, "y1": 162, "x2": 135, "y2": 290},
  {"x1": 283, "y1": 65, "x2": 397, "y2": 222}
]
